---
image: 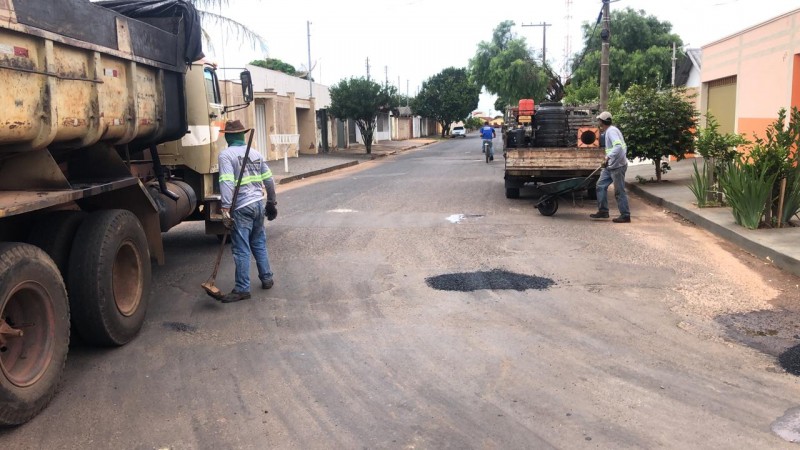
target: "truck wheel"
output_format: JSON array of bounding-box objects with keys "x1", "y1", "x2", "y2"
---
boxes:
[
  {"x1": 0, "y1": 243, "x2": 69, "y2": 426},
  {"x1": 505, "y1": 188, "x2": 520, "y2": 199},
  {"x1": 27, "y1": 211, "x2": 87, "y2": 281},
  {"x1": 537, "y1": 198, "x2": 558, "y2": 216},
  {"x1": 68, "y1": 210, "x2": 151, "y2": 346}
]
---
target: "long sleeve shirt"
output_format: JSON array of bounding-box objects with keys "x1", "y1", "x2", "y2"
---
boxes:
[
  {"x1": 218, "y1": 144, "x2": 276, "y2": 211},
  {"x1": 604, "y1": 125, "x2": 628, "y2": 170}
]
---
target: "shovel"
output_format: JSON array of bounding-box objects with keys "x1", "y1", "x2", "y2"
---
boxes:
[{"x1": 201, "y1": 129, "x2": 255, "y2": 299}]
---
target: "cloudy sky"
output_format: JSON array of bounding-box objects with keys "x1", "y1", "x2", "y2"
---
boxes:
[{"x1": 206, "y1": 0, "x2": 799, "y2": 114}]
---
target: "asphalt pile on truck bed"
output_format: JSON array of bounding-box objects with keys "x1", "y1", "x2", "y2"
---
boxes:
[{"x1": 426, "y1": 269, "x2": 555, "y2": 292}]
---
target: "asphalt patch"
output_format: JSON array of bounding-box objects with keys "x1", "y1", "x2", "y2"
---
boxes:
[
  {"x1": 779, "y1": 344, "x2": 800, "y2": 376},
  {"x1": 426, "y1": 269, "x2": 555, "y2": 292},
  {"x1": 163, "y1": 321, "x2": 198, "y2": 333}
]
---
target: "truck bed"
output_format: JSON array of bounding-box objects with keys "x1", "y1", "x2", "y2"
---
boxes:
[{"x1": 505, "y1": 147, "x2": 605, "y2": 178}]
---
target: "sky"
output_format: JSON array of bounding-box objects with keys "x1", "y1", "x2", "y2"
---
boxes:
[{"x1": 205, "y1": 0, "x2": 800, "y2": 116}]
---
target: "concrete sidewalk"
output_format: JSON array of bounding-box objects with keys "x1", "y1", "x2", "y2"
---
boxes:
[
  {"x1": 626, "y1": 158, "x2": 800, "y2": 277},
  {"x1": 269, "y1": 138, "x2": 439, "y2": 185}
]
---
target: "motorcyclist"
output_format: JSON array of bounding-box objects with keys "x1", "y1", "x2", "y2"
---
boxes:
[{"x1": 480, "y1": 121, "x2": 496, "y2": 161}]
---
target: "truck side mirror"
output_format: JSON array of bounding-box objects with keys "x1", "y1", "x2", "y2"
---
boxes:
[{"x1": 240, "y1": 70, "x2": 254, "y2": 103}]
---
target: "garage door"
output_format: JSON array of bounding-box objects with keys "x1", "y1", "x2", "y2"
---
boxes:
[{"x1": 706, "y1": 76, "x2": 737, "y2": 134}]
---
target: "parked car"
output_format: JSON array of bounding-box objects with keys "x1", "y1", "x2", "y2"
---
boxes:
[{"x1": 451, "y1": 126, "x2": 466, "y2": 138}]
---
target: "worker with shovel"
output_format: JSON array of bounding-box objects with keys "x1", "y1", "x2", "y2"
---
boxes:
[{"x1": 215, "y1": 119, "x2": 278, "y2": 303}]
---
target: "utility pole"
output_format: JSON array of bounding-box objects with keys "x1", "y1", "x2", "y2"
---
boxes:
[
  {"x1": 385, "y1": 66, "x2": 388, "y2": 85},
  {"x1": 365, "y1": 57, "x2": 370, "y2": 80},
  {"x1": 522, "y1": 22, "x2": 552, "y2": 65},
  {"x1": 306, "y1": 21, "x2": 313, "y2": 98},
  {"x1": 671, "y1": 42, "x2": 677, "y2": 86},
  {"x1": 599, "y1": 0, "x2": 610, "y2": 111}
]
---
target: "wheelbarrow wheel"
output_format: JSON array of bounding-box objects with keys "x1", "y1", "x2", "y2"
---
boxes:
[{"x1": 537, "y1": 198, "x2": 558, "y2": 216}]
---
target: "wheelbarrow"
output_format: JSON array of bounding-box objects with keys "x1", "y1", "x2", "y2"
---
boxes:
[{"x1": 534, "y1": 166, "x2": 603, "y2": 216}]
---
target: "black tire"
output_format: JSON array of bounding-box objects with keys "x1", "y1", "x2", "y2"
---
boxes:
[
  {"x1": 537, "y1": 198, "x2": 559, "y2": 216},
  {"x1": 27, "y1": 211, "x2": 87, "y2": 282},
  {"x1": 505, "y1": 188, "x2": 520, "y2": 199},
  {"x1": 0, "y1": 243, "x2": 69, "y2": 426},
  {"x1": 68, "y1": 210, "x2": 151, "y2": 346}
]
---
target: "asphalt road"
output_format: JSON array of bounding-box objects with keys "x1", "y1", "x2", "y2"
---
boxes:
[{"x1": 3, "y1": 135, "x2": 800, "y2": 448}]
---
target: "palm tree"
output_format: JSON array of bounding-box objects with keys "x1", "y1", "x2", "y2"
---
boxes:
[
  {"x1": 190, "y1": 0, "x2": 267, "y2": 55},
  {"x1": 92, "y1": 0, "x2": 267, "y2": 56}
]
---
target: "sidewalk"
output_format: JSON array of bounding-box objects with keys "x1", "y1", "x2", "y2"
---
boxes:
[
  {"x1": 270, "y1": 138, "x2": 438, "y2": 185},
  {"x1": 626, "y1": 159, "x2": 800, "y2": 277}
]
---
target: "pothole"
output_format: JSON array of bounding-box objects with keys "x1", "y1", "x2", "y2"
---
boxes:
[
  {"x1": 779, "y1": 344, "x2": 800, "y2": 375},
  {"x1": 162, "y1": 321, "x2": 198, "y2": 333},
  {"x1": 425, "y1": 269, "x2": 555, "y2": 292},
  {"x1": 772, "y1": 406, "x2": 800, "y2": 443}
]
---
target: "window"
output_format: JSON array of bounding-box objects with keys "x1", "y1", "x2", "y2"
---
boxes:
[{"x1": 204, "y1": 67, "x2": 220, "y2": 104}]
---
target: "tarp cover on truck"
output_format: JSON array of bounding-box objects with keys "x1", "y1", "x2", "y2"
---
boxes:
[{"x1": 96, "y1": 0, "x2": 204, "y2": 63}]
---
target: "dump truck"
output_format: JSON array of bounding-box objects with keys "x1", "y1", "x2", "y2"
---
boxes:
[
  {"x1": 0, "y1": 0, "x2": 253, "y2": 425},
  {"x1": 503, "y1": 100, "x2": 605, "y2": 200}
]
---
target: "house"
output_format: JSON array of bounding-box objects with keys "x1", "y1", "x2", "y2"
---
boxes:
[
  {"x1": 675, "y1": 48, "x2": 702, "y2": 108},
  {"x1": 220, "y1": 65, "x2": 337, "y2": 161},
  {"x1": 700, "y1": 8, "x2": 800, "y2": 138}
]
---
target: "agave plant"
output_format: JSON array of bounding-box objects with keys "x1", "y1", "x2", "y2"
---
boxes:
[{"x1": 719, "y1": 155, "x2": 777, "y2": 230}]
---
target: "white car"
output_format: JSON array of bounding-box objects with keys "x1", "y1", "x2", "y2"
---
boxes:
[{"x1": 451, "y1": 126, "x2": 466, "y2": 138}]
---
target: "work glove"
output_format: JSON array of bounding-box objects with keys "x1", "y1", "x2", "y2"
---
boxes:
[
  {"x1": 222, "y1": 210, "x2": 234, "y2": 230},
  {"x1": 601, "y1": 159, "x2": 609, "y2": 168},
  {"x1": 265, "y1": 201, "x2": 278, "y2": 221}
]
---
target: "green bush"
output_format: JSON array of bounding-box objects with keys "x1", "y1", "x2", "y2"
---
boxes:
[
  {"x1": 688, "y1": 161, "x2": 711, "y2": 207},
  {"x1": 719, "y1": 156, "x2": 776, "y2": 229}
]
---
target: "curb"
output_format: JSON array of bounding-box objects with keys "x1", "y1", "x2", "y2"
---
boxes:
[
  {"x1": 627, "y1": 183, "x2": 800, "y2": 277},
  {"x1": 276, "y1": 160, "x2": 359, "y2": 185}
]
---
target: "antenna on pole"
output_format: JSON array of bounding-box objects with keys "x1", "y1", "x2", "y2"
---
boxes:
[
  {"x1": 563, "y1": 0, "x2": 573, "y2": 82},
  {"x1": 365, "y1": 57, "x2": 371, "y2": 80},
  {"x1": 306, "y1": 21, "x2": 313, "y2": 99}
]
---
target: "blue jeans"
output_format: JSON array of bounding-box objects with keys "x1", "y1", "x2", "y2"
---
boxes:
[
  {"x1": 230, "y1": 201, "x2": 272, "y2": 292},
  {"x1": 482, "y1": 139, "x2": 493, "y2": 157},
  {"x1": 596, "y1": 166, "x2": 630, "y2": 217}
]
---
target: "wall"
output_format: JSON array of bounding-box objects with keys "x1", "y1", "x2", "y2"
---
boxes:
[
  {"x1": 701, "y1": 9, "x2": 800, "y2": 139},
  {"x1": 246, "y1": 65, "x2": 331, "y2": 109}
]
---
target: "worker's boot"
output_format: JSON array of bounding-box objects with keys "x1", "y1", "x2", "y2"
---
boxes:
[
  {"x1": 589, "y1": 211, "x2": 610, "y2": 219},
  {"x1": 220, "y1": 290, "x2": 251, "y2": 303}
]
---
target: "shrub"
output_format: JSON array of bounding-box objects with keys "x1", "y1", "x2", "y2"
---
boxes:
[{"x1": 719, "y1": 156, "x2": 776, "y2": 229}]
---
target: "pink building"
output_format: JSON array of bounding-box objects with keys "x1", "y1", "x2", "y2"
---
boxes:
[{"x1": 701, "y1": 8, "x2": 800, "y2": 140}]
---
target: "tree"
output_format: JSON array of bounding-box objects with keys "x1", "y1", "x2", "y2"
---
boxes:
[
  {"x1": 328, "y1": 78, "x2": 398, "y2": 154},
  {"x1": 464, "y1": 117, "x2": 484, "y2": 130},
  {"x1": 566, "y1": 8, "x2": 683, "y2": 100},
  {"x1": 615, "y1": 85, "x2": 697, "y2": 181},
  {"x1": 469, "y1": 21, "x2": 557, "y2": 106},
  {"x1": 188, "y1": 0, "x2": 267, "y2": 53},
  {"x1": 413, "y1": 68, "x2": 480, "y2": 137},
  {"x1": 249, "y1": 58, "x2": 298, "y2": 76}
]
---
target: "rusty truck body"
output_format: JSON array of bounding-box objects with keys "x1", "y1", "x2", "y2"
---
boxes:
[
  {"x1": 503, "y1": 102, "x2": 605, "y2": 199},
  {"x1": 0, "y1": 0, "x2": 252, "y2": 425}
]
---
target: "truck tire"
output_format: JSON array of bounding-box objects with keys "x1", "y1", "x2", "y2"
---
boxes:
[
  {"x1": 27, "y1": 211, "x2": 87, "y2": 281},
  {"x1": 505, "y1": 188, "x2": 520, "y2": 199},
  {"x1": 0, "y1": 243, "x2": 69, "y2": 426},
  {"x1": 68, "y1": 210, "x2": 150, "y2": 346}
]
